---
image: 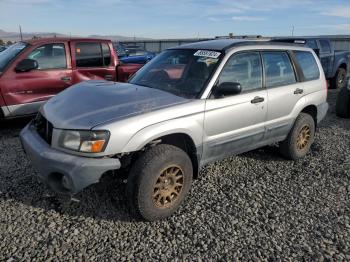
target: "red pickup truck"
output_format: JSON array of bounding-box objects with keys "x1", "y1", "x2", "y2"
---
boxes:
[{"x1": 0, "y1": 38, "x2": 143, "y2": 119}]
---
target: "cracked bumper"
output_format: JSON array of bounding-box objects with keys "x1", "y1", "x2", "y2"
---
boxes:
[{"x1": 20, "y1": 123, "x2": 121, "y2": 195}]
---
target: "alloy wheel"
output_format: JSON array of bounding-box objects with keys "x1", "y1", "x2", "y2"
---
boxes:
[{"x1": 153, "y1": 165, "x2": 184, "y2": 208}]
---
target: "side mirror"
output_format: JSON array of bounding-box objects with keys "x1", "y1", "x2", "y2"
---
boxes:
[
  {"x1": 214, "y1": 82, "x2": 242, "y2": 98},
  {"x1": 313, "y1": 48, "x2": 320, "y2": 57},
  {"x1": 15, "y1": 59, "x2": 38, "y2": 72}
]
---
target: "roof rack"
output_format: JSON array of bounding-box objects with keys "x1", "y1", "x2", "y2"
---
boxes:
[{"x1": 215, "y1": 34, "x2": 265, "y2": 40}]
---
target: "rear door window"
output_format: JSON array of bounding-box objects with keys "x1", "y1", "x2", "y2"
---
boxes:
[
  {"x1": 27, "y1": 43, "x2": 66, "y2": 70},
  {"x1": 218, "y1": 52, "x2": 263, "y2": 92},
  {"x1": 76, "y1": 42, "x2": 104, "y2": 67},
  {"x1": 294, "y1": 51, "x2": 320, "y2": 81},
  {"x1": 262, "y1": 52, "x2": 296, "y2": 88}
]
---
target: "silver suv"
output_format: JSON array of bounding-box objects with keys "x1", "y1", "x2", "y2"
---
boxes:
[{"x1": 20, "y1": 40, "x2": 328, "y2": 221}]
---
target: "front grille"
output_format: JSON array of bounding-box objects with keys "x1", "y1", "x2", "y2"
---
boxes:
[{"x1": 33, "y1": 113, "x2": 53, "y2": 144}]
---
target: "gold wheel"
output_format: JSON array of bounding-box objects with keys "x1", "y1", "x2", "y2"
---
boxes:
[
  {"x1": 296, "y1": 125, "x2": 311, "y2": 150},
  {"x1": 153, "y1": 165, "x2": 184, "y2": 209}
]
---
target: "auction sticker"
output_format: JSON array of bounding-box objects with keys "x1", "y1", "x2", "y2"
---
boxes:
[{"x1": 194, "y1": 50, "x2": 221, "y2": 58}]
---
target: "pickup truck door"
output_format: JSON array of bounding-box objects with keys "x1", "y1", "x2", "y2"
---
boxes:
[
  {"x1": 71, "y1": 41, "x2": 117, "y2": 83},
  {"x1": 317, "y1": 39, "x2": 334, "y2": 78},
  {"x1": 202, "y1": 51, "x2": 267, "y2": 164},
  {"x1": 2, "y1": 42, "x2": 72, "y2": 116}
]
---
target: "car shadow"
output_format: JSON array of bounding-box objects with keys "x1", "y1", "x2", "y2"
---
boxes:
[
  {"x1": 1, "y1": 168, "x2": 137, "y2": 222},
  {"x1": 239, "y1": 145, "x2": 286, "y2": 162}
]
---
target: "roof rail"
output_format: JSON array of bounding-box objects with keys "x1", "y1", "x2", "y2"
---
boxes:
[{"x1": 215, "y1": 35, "x2": 264, "y2": 39}]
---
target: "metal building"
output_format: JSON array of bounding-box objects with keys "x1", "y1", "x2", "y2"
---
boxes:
[{"x1": 119, "y1": 35, "x2": 350, "y2": 53}]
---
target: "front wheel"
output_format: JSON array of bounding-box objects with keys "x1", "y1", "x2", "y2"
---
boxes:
[
  {"x1": 127, "y1": 144, "x2": 193, "y2": 221},
  {"x1": 279, "y1": 113, "x2": 315, "y2": 160}
]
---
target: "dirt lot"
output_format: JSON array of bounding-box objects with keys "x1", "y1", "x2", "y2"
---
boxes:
[{"x1": 0, "y1": 90, "x2": 349, "y2": 261}]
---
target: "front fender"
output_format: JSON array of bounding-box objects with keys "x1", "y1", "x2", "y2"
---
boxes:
[{"x1": 121, "y1": 114, "x2": 204, "y2": 153}]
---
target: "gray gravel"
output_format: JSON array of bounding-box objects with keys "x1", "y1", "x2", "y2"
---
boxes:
[{"x1": 0, "y1": 90, "x2": 349, "y2": 261}]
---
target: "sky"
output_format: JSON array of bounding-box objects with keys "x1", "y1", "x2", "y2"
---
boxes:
[{"x1": 0, "y1": 0, "x2": 350, "y2": 39}]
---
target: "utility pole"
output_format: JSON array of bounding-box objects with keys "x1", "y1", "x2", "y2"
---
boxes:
[
  {"x1": 19, "y1": 25, "x2": 23, "y2": 41},
  {"x1": 291, "y1": 25, "x2": 295, "y2": 36}
]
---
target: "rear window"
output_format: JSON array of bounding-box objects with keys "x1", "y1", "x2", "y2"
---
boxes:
[
  {"x1": 294, "y1": 51, "x2": 320, "y2": 81},
  {"x1": 75, "y1": 42, "x2": 111, "y2": 67},
  {"x1": 262, "y1": 52, "x2": 296, "y2": 88},
  {"x1": 305, "y1": 40, "x2": 318, "y2": 49}
]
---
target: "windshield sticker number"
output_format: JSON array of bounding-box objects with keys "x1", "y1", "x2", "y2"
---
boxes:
[{"x1": 194, "y1": 50, "x2": 221, "y2": 59}]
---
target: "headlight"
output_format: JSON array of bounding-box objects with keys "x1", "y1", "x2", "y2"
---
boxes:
[{"x1": 58, "y1": 130, "x2": 110, "y2": 153}]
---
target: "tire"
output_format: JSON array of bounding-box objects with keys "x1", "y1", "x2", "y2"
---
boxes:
[
  {"x1": 279, "y1": 113, "x2": 315, "y2": 160},
  {"x1": 336, "y1": 85, "x2": 350, "y2": 118},
  {"x1": 331, "y1": 67, "x2": 347, "y2": 89},
  {"x1": 127, "y1": 144, "x2": 193, "y2": 221}
]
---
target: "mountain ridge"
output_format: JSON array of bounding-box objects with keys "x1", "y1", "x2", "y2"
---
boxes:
[{"x1": 0, "y1": 29, "x2": 151, "y2": 42}]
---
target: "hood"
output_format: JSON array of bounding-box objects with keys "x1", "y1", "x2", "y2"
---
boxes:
[{"x1": 42, "y1": 81, "x2": 190, "y2": 129}]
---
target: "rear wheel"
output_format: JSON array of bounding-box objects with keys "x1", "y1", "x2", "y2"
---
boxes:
[
  {"x1": 336, "y1": 84, "x2": 350, "y2": 118},
  {"x1": 279, "y1": 113, "x2": 315, "y2": 160},
  {"x1": 332, "y1": 67, "x2": 347, "y2": 89},
  {"x1": 127, "y1": 144, "x2": 193, "y2": 221}
]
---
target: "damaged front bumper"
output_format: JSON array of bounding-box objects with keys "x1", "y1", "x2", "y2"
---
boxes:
[{"x1": 20, "y1": 123, "x2": 121, "y2": 195}]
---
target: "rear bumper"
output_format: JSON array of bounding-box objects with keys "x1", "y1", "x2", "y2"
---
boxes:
[
  {"x1": 317, "y1": 102, "x2": 329, "y2": 123},
  {"x1": 20, "y1": 123, "x2": 121, "y2": 195}
]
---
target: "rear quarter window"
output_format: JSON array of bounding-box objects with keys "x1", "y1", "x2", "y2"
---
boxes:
[{"x1": 294, "y1": 51, "x2": 320, "y2": 81}]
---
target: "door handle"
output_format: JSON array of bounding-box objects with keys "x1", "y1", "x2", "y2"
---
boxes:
[
  {"x1": 251, "y1": 96, "x2": 265, "y2": 104},
  {"x1": 294, "y1": 88, "x2": 304, "y2": 94},
  {"x1": 105, "y1": 74, "x2": 113, "y2": 81},
  {"x1": 61, "y1": 76, "x2": 71, "y2": 82}
]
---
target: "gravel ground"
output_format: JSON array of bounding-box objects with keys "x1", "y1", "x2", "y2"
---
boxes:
[{"x1": 0, "y1": 90, "x2": 349, "y2": 261}]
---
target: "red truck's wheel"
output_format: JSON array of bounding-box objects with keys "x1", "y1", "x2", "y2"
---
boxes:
[{"x1": 127, "y1": 144, "x2": 193, "y2": 221}]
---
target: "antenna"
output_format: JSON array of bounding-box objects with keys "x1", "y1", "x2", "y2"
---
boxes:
[{"x1": 19, "y1": 25, "x2": 23, "y2": 41}]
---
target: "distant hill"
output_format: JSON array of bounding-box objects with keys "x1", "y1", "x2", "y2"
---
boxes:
[{"x1": 0, "y1": 29, "x2": 151, "y2": 42}]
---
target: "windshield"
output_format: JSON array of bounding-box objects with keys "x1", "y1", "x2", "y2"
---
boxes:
[
  {"x1": 0, "y1": 42, "x2": 28, "y2": 73},
  {"x1": 129, "y1": 49, "x2": 222, "y2": 98}
]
